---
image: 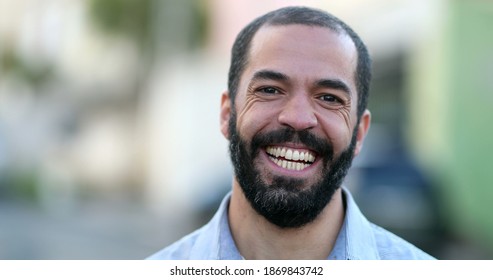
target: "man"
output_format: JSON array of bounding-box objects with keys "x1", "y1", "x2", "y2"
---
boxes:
[{"x1": 148, "y1": 6, "x2": 434, "y2": 260}]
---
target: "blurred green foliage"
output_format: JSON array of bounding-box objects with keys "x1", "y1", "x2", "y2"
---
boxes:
[
  {"x1": 0, "y1": 171, "x2": 39, "y2": 201},
  {"x1": 88, "y1": 0, "x2": 208, "y2": 52},
  {"x1": 189, "y1": 0, "x2": 209, "y2": 51},
  {"x1": 0, "y1": 48, "x2": 54, "y2": 90},
  {"x1": 89, "y1": 0, "x2": 152, "y2": 44}
]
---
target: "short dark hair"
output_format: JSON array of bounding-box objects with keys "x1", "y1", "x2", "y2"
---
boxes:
[{"x1": 227, "y1": 6, "x2": 371, "y2": 120}]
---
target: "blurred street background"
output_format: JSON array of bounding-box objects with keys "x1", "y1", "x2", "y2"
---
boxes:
[{"x1": 1, "y1": 0, "x2": 493, "y2": 259}]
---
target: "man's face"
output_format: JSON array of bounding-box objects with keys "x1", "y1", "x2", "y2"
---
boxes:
[{"x1": 220, "y1": 24, "x2": 370, "y2": 228}]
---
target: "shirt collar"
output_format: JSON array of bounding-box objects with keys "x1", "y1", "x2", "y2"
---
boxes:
[
  {"x1": 203, "y1": 187, "x2": 380, "y2": 260},
  {"x1": 217, "y1": 197, "x2": 243, "y2": 259},
  {"x1": 340, "y1": 187, "x2": 381, "y2": 260},
  {"x1": 192, "y1": 193, "x2": 242, "y2": 259}
]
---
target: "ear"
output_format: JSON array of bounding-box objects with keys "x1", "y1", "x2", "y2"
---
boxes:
[
  {"x1": 220, "y1": 91, "x2": 232, "y2": 140},
  {"x1": 353, "y1": 109, "x2": 371, "y2": 157}
]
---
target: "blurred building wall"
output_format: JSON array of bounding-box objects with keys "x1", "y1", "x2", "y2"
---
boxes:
[
  {"x1": 409, "y1": 0, "x2": 493, "y2": 253},
  {"x1": 443, "y1": 0, "x2": 493, "y2": 248}
]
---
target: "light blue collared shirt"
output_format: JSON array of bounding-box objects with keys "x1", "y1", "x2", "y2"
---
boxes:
[{"x1": 147, "y1": 188, "x2": 435, "y2": 260}]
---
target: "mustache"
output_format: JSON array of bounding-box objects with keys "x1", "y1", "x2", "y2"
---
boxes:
[{"x1": 250, "y1": 127, "x2": 333, "y2": 160}]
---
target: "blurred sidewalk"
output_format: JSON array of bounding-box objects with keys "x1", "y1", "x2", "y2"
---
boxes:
[{"x1": 0, "y1": 198, "x2": 196, "y2": 260}]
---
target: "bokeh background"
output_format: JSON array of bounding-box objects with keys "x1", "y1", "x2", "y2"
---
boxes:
[{"x1": 1, "y1": 0, "x2": 492, "y2": 259}]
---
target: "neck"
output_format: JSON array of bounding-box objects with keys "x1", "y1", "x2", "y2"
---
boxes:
[{"x1": 228, "y1": 179, "x2": 345, "y2": 260}]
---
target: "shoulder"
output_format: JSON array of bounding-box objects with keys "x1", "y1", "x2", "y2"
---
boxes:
[
  {"x1": 341, "y1": 187, "x2": 435, "y2": 260},
  {"x1": 370, "y1": 224, "x2": 435, "y2": 260},
  {"x1": 146, "y1": 192, "x2": 233, "y2": 260},
  {"x1": 146, "y1": 226, "x2": 205, "y2": 260}
]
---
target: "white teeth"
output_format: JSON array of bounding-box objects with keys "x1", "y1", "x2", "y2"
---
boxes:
[
  {"x1": 265, "y1": 146, "x2": 317, "y2": 171},
  {"x1": 285, "y1": 149, "x2": 293, "y2": 160},
  {"x1": 268, "y1": 158, "x2": 311, "y2": 171},
  {"x1": 265, "y1": 147, "x2": 316, "y2": 163},
  {"x1": 292, "y1": 151, "x2": 300, "y2": 161},
  {"x1": 309, "y1": 154, "x2": 315, "y2": 162}
]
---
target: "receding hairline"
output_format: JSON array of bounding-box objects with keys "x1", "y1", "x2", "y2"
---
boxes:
[
  {"x1": 254, "y1": 22, "x2": 355, "y2": 50},
  {"x1": 265, "y1": 17, "x2": 345, "y2": 32}
]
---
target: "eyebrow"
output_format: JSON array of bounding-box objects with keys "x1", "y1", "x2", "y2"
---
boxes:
[
  {"x1": 316, "y1": 79, "x2": 351, "y2": 96},
  {"x1": 251, "y1": 70, "x2": 289, "y2": 82}
]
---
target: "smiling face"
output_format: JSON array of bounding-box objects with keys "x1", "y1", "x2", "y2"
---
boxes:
[{"x1": 221, "y1": 24, "x2": 370, "y2": 228}]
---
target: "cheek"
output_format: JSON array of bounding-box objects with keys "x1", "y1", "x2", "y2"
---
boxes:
[
  {"x1": 318, "y1": 114, "x2": 354, "y2": 154},
  {"x1": 236, "y1": 102, "x2": 279, "y2": 138}
]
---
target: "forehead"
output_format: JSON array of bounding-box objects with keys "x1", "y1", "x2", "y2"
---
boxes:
[{"x1": 244, "y1": 24, "x2": 358, "y2": 92}]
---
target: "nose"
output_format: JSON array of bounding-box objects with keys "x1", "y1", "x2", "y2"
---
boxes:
[{"x1": 278, "y1": 93, "x2": 318, "y2": 131}]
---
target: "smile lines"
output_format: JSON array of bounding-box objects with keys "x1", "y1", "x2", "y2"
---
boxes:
[{"x1": 265, "y1": 146, "x2": 316, "y2": 171}]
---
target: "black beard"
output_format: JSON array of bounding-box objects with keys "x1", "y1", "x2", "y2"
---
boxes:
[{"x1": 228, "y1": 112, "x2": 357, "y2": 228}]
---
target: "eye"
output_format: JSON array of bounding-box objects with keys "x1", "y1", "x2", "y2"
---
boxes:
[
  {"x1": 258, "y1": 87, "x2": 280, "y2": 95},
  {"x1": 318, "y1": 94, "x2": 341, "y2": 103}
]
